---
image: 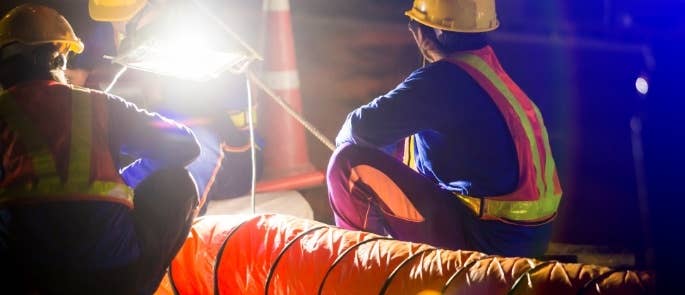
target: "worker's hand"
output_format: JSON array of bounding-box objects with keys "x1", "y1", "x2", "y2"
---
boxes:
[{"x1": 408, "y1": 20, "x2": 447, "y2": 63}]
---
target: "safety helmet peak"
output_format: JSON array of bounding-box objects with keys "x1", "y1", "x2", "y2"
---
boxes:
[
  {"x1": 0, "y1": 4, "x2": 84, "y2": 54},
  {"x1": 405, "y1": 0, "x2": 500, "y2": 33}
]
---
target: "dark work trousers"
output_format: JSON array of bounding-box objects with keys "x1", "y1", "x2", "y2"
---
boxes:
[
  {"x1": 327, "y1": 144, "x2": 553, "y2": 258},
  {"x1": 0, "y1": 168, "x2": 198, "y2": 295}
]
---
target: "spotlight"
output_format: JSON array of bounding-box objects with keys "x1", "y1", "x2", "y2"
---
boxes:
[{"x1": 110, "y1": 1, "x2": 260, "y2": 81}]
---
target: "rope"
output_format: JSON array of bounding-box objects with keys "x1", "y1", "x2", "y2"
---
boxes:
[
  {"x1": 189, "y1": 0, "x2": 262, "y2": 62},
  {"x1": 105, "y1": 65, "x2": 128, "y2": 93},
  {"x1": 248, "y1": 71, "x2": 336, "y2": 152}
]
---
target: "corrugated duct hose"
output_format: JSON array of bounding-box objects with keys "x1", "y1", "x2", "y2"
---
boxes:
[{"x1": 154, "y1": 214, "x2": 654, "y2": 295}]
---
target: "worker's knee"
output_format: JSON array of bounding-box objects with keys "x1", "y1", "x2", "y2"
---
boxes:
[
  {"x1": 327, "y1": 144, "x2": 386, "y2": 183},
  {"x1": 328, "y1": 144, "x2": 365, "y2": 175},
  {"x1": 330, "y1": 143, "x2": 369, "y2": 163},
  {"x1": 134, "y1": 167, "x2": 199, "y2": 209}
]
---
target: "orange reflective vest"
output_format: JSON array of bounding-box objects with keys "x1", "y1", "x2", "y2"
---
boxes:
[
  {"x1": 0, "y1": 83, "x2": 134, "y2": 207},
  {"x1": 405, "y1": 46, "x2": 562, "y2": 223}
]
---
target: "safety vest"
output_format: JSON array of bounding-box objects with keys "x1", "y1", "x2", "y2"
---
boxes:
[
  {"x1": 404, "y1": 46, "x2": 562, "y2": 223},
  {"x1": 0, "y1": 84, "x2": 134, "y2": 208}
]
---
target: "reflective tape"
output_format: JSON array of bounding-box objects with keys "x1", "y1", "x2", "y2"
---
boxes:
[
  {"x1": 67, "y1": 89, "x2": 93, "y2": 188},
  {"x1": 263, "y1": 70, "x2": 300, "y2": 91},
  {"x1": 0, "y1": 88, "x2": 134, "y2": 207},
  {"x1": 445, "y1": 48, "x2": 562, "y2": 222},
  {"x1": 263, "y1": 0, "x2": 290, "y2": 12}
]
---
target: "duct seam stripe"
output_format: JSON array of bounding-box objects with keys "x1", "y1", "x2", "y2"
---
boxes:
[
  {"x1": 167, "y1": 265, "x2": 181, "y2": 295},
  {"x1": 263, "y1": 70, "x2": 300, "y2": 91},
  {"x1": 264, "y1": 225, "x2": 328, "y2": 295},
  {"x1": 379, "y1": 248, "x2": 438, "y2": 295},
  {"x1": 317, "y1": 237, "x2": 395, "y2": 295},
  {"x1": 263, "y1": 0, "x2": 290, "y2": 12},
  {"x1": 578, "y1": 267, "x2": 634, "y2": 295},
  {"x1": 507, "y1": 260, "x2": 557, "y2": 295},
  {"x1": 441, "y1": 255, "x2": 497, "y2": 294},
  {"x1": 213, "y1": 216, "x2": 265, "y2": 295}
]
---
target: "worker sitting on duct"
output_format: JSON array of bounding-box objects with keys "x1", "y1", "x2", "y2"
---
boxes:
[
  {"x1": 327, "y1": 0, "x2": 563, "y2": 258},
  {"x1": 0, "y1": 4, "x2": 200, "y2": 294}
]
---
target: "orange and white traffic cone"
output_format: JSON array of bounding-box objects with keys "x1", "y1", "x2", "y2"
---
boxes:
[{"x1": 256, "y1": 0, "x2": 324, "y2": 192}]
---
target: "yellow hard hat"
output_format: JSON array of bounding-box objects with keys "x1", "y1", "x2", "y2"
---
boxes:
[
  {"x1": 0, "y1": 4, "x2": 84, "y2": 54},
  {"x1": 405, "y1": 0, "x2": 500, "y2": 33},
  {"x1": 89, "y1": 0, "x2": 148, "y2": 22}
]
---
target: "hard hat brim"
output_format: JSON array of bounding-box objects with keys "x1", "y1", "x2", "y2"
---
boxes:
[
  {"x1": 88, "y1": 0, "x2": 147, "y2": 22},
  {"x1": 63, "y1": 40, "x2": 85, "y2": 54},
  {"x1": 405, "y1": 10, "x2": 500, "y2": 33}
]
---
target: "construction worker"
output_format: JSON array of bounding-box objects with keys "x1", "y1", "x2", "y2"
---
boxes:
[
  {"x1": 327, "y1": 0, "x2": 563, "y2": 258},
  {"x1": 0, "y1": 4, "x2": 200, "y2": 294}
]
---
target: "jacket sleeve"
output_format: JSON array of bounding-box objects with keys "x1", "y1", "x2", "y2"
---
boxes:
[
  {"x1": 336, "y1": 66, "x2": 449, "y2": 148},
  {"x1": 105, "y1": 93, "x2": 200, "y2": 188}
]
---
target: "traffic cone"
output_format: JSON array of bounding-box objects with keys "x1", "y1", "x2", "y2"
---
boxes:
[{"x1": 256, "y1": 0, "x2": 324, "y2": 192}]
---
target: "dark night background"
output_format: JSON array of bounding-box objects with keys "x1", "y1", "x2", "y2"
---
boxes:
[{"x1": 2, "y1": 0, "x2": 684, "y2": 291}]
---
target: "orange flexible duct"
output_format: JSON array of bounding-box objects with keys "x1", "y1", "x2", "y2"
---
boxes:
[{"x1": 154, "y1": 214, "x2": 654, "y2": 295}]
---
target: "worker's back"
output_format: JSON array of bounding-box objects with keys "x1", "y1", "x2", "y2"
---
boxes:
[
  {"x1": 0, "y1": 4, "x2": 203, "y2": 294},
  {"x1": 0, "y1": 81, "x2": 128, "y2": 202},
  {"x1": 404, "y1": 59, "x2": 520, "y2": 196},
  {"x1": 0, "y1": 80, "x2": 199, "y2": 294},
  {"x1": 0, "y1": 81, "x2": 137, "y2": 293}
]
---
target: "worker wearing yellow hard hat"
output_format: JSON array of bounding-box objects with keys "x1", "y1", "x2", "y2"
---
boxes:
[
  {"x1": 0, "y1": 3, "x2": 84, "y2": 54},
  {"x1": 327, "y1": 0, "x2": 562, "y2": 257},
  {"x1": 405, "y1": 0, "x2": 499, "y2": 33},
  {"x1": 0, "y1": 4, "x2": 201, "y2": 293}
]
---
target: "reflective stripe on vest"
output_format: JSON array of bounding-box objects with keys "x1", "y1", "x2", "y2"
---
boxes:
[
  {"x1": 445, "y1": 47, "x2": 562, "y2": 222},
  {"x1": 228, "y1": 104, "x2": 258, "y2": 130},
  {"x1": 402, "y1": 135, "x2": 418, "y2": 171},
  {"x1": 0, "y1": 88, "x2": 134, "y2": 206}
]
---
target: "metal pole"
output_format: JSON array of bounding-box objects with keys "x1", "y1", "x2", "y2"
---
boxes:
[{"x1": 246, "y1": 72, "x2": 258, "y2": 215}]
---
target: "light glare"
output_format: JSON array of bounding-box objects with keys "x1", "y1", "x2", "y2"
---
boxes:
[
  {"x1": 112, "y1": 12, "x2": 256, "y2": 81},
  {"x1": 635, "y1": 76, "x2": 649, "y2": 95}
]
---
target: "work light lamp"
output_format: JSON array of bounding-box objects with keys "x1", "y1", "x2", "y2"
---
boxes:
[
  {"x1": 110, "y1": 0, "x2": 260, "y2": 81},
  {"x1": 104, "y1": 0, "x2": 263, "y2": 213}
]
